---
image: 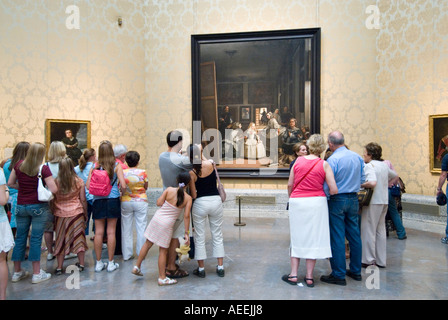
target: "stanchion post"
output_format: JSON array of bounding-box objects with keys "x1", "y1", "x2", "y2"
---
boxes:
[{"x1": 234, "y1": 195, "x2": 246, "y2": 227}]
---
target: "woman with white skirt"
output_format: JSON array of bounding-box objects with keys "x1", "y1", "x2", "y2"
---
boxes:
[
  {"x1": 188, "y1": 144, "x2": 225, "y2": 278},
  {"x1": 283, "y1": 134, "x2": 338, "y2": 287}
]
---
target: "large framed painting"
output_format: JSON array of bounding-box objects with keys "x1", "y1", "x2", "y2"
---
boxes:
[
  {"x1": 429, "y1": 114, "x2": 448, "y2": 173},
  {"x1": 45, "y1": 119, "x2": 91, "y2": 165},
  {"x1": 191, "y1": 28, "x2": 321, "y2": 178}
]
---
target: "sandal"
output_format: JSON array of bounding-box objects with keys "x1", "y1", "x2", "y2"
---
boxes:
[
  {"x1": 282, "y1": 274, "x2": 299, "y2": 285},
  {"x1": 54, "y1": 268, "x2": 63, "y2": 276},
  {"x1": 132, "y1": 266, "x2": 143, "y2": 276},
  {"x1": 158, "y1": 277, "x2": 177, "y2": 286},
  {"x1": 75, "y1": 263, "x2": 84, "y2": 272},
  {"x1": 166, "y1": 265, "x2": 189, "y2": 278},
  {"x1": 304, "y1": 277, "x2": 314, "y2": 288}
]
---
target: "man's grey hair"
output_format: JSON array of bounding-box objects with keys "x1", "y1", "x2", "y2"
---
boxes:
[
  {"x1": 328, "y1": 131, "x2": 345, "y2": 146},
  {"x1": 114, "y1": 144, "x2": 128, "y2": 157}
]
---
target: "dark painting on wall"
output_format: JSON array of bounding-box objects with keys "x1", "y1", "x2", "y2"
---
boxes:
[
  {"x1": 45, "y1": 119, "x2": 91, "y2": 165},
  {"x1": 430, "y1": 114, "x2": 448, "y2": 173}
]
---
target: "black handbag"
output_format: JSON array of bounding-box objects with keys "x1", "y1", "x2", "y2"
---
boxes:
[
  {"x1": 437, "y1": 192, "x2": 447, "y2": 206},
  {"x1": 358, "y1": 188, "x2": 373, "y2": 207}
]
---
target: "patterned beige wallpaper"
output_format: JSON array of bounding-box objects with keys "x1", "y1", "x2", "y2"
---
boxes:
[{"x1": 0, "y1": 0, "x2": 446, "y2": 195}]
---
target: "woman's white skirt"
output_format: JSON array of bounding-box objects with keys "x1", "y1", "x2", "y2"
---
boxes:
[
  {"x1": 288, "y1": 196, "x2": 332, "y2": 259},
  {"x1": 0, "y1": 221, "x2": 14, "y2": 253}
]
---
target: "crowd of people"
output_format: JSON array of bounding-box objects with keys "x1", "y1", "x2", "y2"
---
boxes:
[
  {"x1": 0, "y1": 128, "x2": 446, "y2": 299},
  {"x1": 283, "y1": 131, "x2": 411, "y2": 287},
  {"x1": 0, "y1": 130, "x2": 226, "y2": 298}
]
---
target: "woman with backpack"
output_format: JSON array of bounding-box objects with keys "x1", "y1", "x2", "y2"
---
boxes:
[{"x1": 87, "y1": 141, "x2": 126, "y2": 273}]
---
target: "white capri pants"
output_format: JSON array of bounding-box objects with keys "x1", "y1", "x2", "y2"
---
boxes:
[
  {"x1": 361, "y1": 203, "x2": 388, "y2": 267},
  {"x1": 121, "y1": 201, "x2": 148, "y2": 260},
  {"x1": 192, "y1": 195, "x2": 225, "y2": 261}
]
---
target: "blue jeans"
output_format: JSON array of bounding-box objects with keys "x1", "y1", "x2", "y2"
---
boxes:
[
  {"x1": 446, "y1": 185, "x2": 448, "y2": 238},
  {"x1": 11, "y1": 203, "x2": 50, "y2": 262},
  {"x1": 328, "y1": 193, "x2": 362, "y2": 279},
  {"x1": 387, "y1": 189, "x2": 406, "y2": 239}
]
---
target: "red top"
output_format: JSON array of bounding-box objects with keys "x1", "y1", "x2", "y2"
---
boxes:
[
  {"x1": 290, "y1": 157, "x2": 326, "y2": 198},
  {"x1": 15, "y1": 160, "x2": 53, "y2": 205}
]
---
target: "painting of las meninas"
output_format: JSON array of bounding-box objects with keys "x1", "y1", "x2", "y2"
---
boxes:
[
  {"x1": 191, "y1": 28, "x2": 321, "y2": 178},
  {"x1": 45, "y1": 119, "x2": 91, "y2": 165}
]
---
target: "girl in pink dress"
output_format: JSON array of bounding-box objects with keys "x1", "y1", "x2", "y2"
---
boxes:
[{"x1": 132, "y1": 172, "x2": 192, "y2": 286}]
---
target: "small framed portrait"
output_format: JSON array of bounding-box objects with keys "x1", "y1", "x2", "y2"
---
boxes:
[
  {"x1": 429, "y1": 114, "x2": 448, "y2": 173},
  {"x1": 45, "y1": 119, "x2": 91, "y2": 165},
  {"x1": 240, "y1": 106, "x2": 251, "y2": 121}
]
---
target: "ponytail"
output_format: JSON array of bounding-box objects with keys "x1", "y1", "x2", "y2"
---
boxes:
[
  {"x1": 176, "y1": 183, "x2": 185, "y2": 208},
  {"x1": 79, "y1": 148, "x2": 95, "y2": 171}
]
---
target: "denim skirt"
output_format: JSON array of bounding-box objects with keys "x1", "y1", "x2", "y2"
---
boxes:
[{"x1": 92, "y1": 198, "x2": 121, "y2": 220}]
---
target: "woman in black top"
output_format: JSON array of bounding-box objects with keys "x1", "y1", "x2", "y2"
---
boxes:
[{"x1": 188, "y1": 144, "x2": 225, "y2": 278}]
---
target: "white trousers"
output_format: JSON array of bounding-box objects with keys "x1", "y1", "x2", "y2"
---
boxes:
[
  {"x1": 121, "y1": 201, "x2": 148, "y2": 260},
  {"x1": 361, "y1": 203, "x2": 388, "y2": 266},
  {"x1": 192, "y1": 195, "x2": 225, "y2": 261}
]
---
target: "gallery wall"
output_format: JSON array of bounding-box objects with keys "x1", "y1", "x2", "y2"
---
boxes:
[
  {"x1": 1, "y1": 0, "x2": 447, "y2": 196},
  {"x1": 0, "y1": 0, "x2": 148, "y2": 166}
]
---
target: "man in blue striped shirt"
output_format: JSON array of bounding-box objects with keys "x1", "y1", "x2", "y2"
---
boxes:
[{"x1": 321, "y1": 131, "x2": 365, "y2": 286}]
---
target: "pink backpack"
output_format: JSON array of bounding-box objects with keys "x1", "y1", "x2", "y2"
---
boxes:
[{"x1": 89, "y1": 166, "x2": 116, "y2": 197}]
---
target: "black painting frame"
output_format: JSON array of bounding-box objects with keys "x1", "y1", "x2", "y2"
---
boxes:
[{"x1": 191, "y1": 28, "x2": 321, "y2": 178}]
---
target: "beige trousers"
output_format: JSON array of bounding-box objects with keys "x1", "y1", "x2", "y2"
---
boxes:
[{"x1": 361, "y1": 204, "x2": 388, "y2": 267}]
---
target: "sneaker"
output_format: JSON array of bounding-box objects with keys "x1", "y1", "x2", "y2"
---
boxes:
[
  {"x1": 64, "y1": 253, "x2": 77, "y2": 260},
  {"x1": 193, "y1": 268, "x2": 206, "y2": 278},
  {"x1": 441, "y1": 237, "x2": 448, "y2": 244},
  {"x1": 95, "y1": 261, "x2": 107, "y2": 272},
  {"x1": 216, "y1": 266, "x2": 225, "y2": 277},
  {"x1": 32, "y1": 269, "x2": 51, "y2": 284},
  {"x1": 11, "y1": 270, "x2": 29, "y2": 283},
  {"x1": 47, "y1": 253, "x2": 55, "y2": 261},
  {"x1": 107, "y1": 261, "x2": 119, "y2": 272}
]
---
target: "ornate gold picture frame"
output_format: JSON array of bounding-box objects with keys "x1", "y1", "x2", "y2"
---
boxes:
[
  {"x1": 429, "y1": 114, "x2": 448, "y2": 173},
  {"x1": 45, "y1": 119, "x2": 91, "y2": 164}
]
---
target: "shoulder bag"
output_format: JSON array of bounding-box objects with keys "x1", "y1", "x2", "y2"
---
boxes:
[
  {"x1": 37, "y1": 164, "x2": 54, "y2": 201},
  {"x1": 357, "y1": 188, "x2": 373, "y2": 207},
  {"x1": 212, "y1": 162, "x2": 226, "y2": 203}
]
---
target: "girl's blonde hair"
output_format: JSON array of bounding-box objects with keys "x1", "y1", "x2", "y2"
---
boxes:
[
  {"x1": 307, "y1": 134, "x2": 326, "y2": 156},
  {"x1": 97, "y1": 141, "x2": 115, "y2": 179},
  {"x1": 48, "y1": 141, "x2": 66, "y2": 163},
  {"x1": 56, "y1": 158, "x2": 78, "y2": 194},
  {"x1": 19, "y1": 142, "x2": 46, "y2": 176}
]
